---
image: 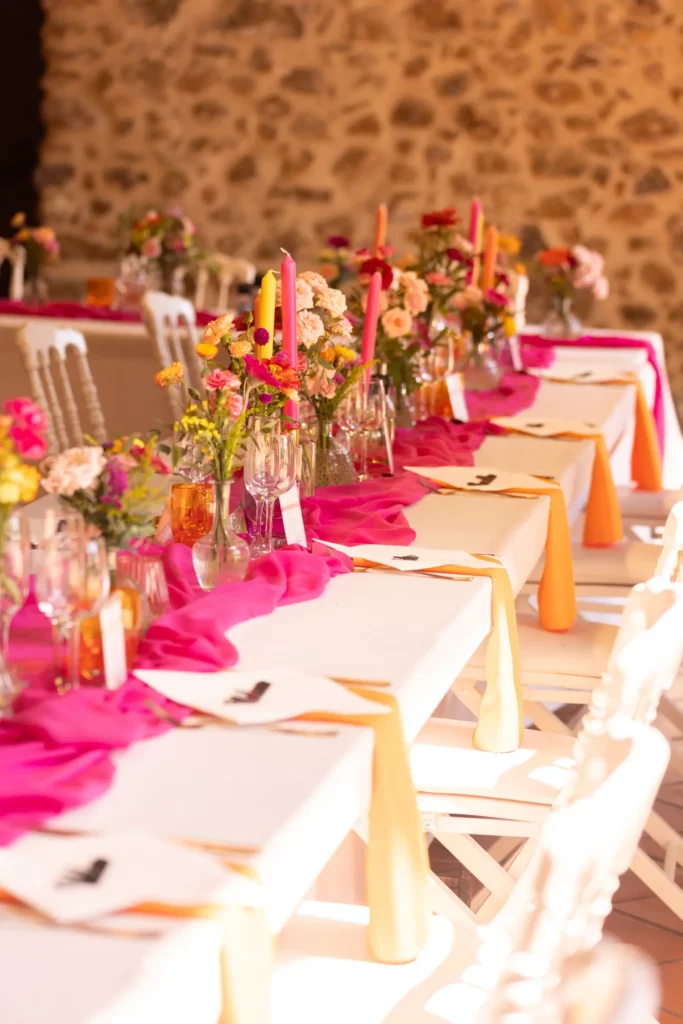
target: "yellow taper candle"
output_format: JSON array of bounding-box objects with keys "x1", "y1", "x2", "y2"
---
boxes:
[
  {"x1": 480, "y1": 225, "x2": 499, "y2": 292},
  {"x1": 255, "y1": 269, "x2": 276, "y2": 359}
]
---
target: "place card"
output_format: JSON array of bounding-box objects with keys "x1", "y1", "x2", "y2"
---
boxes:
[
  {"x1": 405, "y1": 464, "x2": 557, "y2": 494},
  {"x1": 508, "y1": 334, "x2": 523, "y2": 372},
  {"x1": 278, "y1": 484, "x2": 308, "y2": 548},
  {"x1": 445, "y1": 372, "x2": 469, "y2": 422},
  {"x1": 491, "y1": 415, "x2": 598, "y2": 438},
  {"x1": 100, "y1": 594, "x2": 128, "y2": 691},
  {"x1": 0, "y1": 831, "x2": 254, "y2": 925},
  {"x1": 134, "y1": 667, "x2": 388, "y2": 725},
  {"x1": 319, "y1": 540, "x2": 490, "y2": 573}
]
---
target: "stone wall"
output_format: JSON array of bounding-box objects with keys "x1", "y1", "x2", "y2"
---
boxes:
[{"x1": 40, "y1": 0, "x2": 683, "y2": 398}]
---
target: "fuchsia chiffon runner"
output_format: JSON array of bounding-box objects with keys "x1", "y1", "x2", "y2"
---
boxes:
[
  {"x1": 0, "y1": 299, "x2": 215, "y2": 327},
  {"x1": 521, "y1": 333, "x2": 665, "y2": 455}
]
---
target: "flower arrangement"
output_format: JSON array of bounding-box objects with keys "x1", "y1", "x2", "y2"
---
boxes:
[
  {"x1": 454, "y1": 284, "x2": 515, "y2": 345},
  {"x1": 0, "y1": 397, "x2": 45, "y2": 515},
  {"x1": 537, "y1": 245, "x2": 609, "y2": 302},
  {"x1": 318, "y1": 235, "x2": 355, "y2": 290},
  {"x1": 156, "y1": 313, "x2": 299, "y2": 481},
  {"x1": 10, "y1": 213, "x2": 59, "y2": 287},
  {"x1": 122, "y1": 207, "x2": 202, "y2": 294},
  {"x1": 41, "y1": 436, "x2": 169, "y2": 549},
  {"x1": 409, "y1": 208, "x2": 473, "y2": 342}
]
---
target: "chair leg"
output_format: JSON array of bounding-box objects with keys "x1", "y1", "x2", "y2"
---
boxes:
[
  {"x1": 427, "y1": 871, "x2": 477, "y2": 925},
  {"x1": 631, "y1": 847, "x2": 683, "y2": 922},
  {"x1": 522, "y1": 699, "x2": 575, "y2": 735},
  {"x1": 475, "y1": 837, "x2": 537, "y2": 924},
  {"x1": 433, "y1": 831, "x2": 516, "y2": 906}
]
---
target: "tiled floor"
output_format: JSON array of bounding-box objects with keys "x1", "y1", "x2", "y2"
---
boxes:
[{"x1": 429, "y1": 773, "x2": 683, "y2": 1021}]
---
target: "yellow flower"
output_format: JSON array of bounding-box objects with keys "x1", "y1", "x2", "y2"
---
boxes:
[
  {"x1": 0, "y1": 482, "x2": 21, "y2": 504},
  {"x1": 196, "y1": 342, "x2": 218, "y2": 360},
  {"x1": 498, "y1": 234, "x2": 522, "y2": 256},
  {"x1": 229, "y1": 339, "x2": 251, "y2": 358},
  {"x1": 395, "y1": 252, "x2": 418, "y2": 270},
  {"x1": 17, "y1": 464, "x2": 40, "y2": 502},
  {"x1": 10, "y1": 212, "x2": 25, "y2": 229},
  {"x1": 334, "y1": 345, "x2": 356, "y2": 364},
  {"x1": 502, "y1": 314, "x2": 517, "y2": 338},
  {"x1": 202, "y1": 313, "x2": 234, "y2": 346},
  {"x1": 514, "y1": 261, "x2": 527, "y2": 275},
  {"x1": 155, "y1": 361, "x2": 185, "y2": 387}
]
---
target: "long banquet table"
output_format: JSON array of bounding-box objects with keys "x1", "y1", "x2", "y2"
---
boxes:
[{"x1": 0, "y1": 375, "x2": 640, "y2": 1023}]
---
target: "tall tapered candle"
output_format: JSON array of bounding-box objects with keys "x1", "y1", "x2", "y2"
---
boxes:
[
  {"x1": 254, "y1": 269, "x2": 275, "y2": 359},
  {"x1": 466, "y1": 198, "x2": 483, "y2": 286},
  {"x1": 373, "y1": 203, "x2": 388, "y2": 257},
  {"x1": 480, "y1": 226, "x2": 499, "y2": 292},
  {"x1": 280, "y1": 251, "x2": 298, "y2": 428},
  {"x1": 360, "y1": 271, "x2": 382, "y2": 390}
]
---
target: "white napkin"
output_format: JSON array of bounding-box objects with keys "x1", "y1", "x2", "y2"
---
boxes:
[
  {"x1": 491, "y1": 415, "x2": 598, "y2": 437},
  {"x1": 134, "y1": 667, "x2": 388, "y2": 724},
  {"x1": 405, "y1": 464, "x2": 556, "y2": 493},
  {"x1": 0, "y1": 831, "x2": 257, "y2": 926},
  {"x1": 320, "y1": 540, "x2": 487, "y2": 573}
]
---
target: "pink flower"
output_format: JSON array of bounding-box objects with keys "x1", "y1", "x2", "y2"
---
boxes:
[
  {"x1": 453, "y1": 285, "x2": 483, "y2": 311},
  {"x1": 296, "y1": 309, "x2": 325, "y2": 349},
  {"x1": 426, "y1": 272, "x2": 453, "y2": 287},
  {"x1": 205, "y1": 369, "x2": 240, "y2": 391},
  {"x1": 142, "y1": 237, "x2": 162, "y2": 258},
  {"x1": 171, "y1": 239, "x2": 186, "y2": 253},
  {"x1": 571, "y1": 245, "x2": 605, "y2": 289},
  {"x1": 4, "y1": 397, "x2": 47, "y2": 433},
  {"x1": 226, "y1": 392, "x2": 244, "y2": 418},
  {"x1": 4, "y1": 397, "x2": 47, "y2": 458},
  {"x1": 485, "y1": 289, "x2": 510, "y2": 308},
  {"x1": 9, "y1": 427, "x2": 46, "y2": 460},
  {"x1": 315, "y1": 286, "x2": 347, "y2": 318},
  {"x1": 593, "y1": 275, "x2": 609, "y2": 301}
]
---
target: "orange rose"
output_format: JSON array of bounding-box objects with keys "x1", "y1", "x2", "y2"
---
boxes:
[{"x1": 537, "y1": 247, "x2": 572, "y2": 268}]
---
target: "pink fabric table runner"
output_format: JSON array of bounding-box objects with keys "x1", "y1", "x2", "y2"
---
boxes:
[
  {"x1": 0, "y1": 299, "x2": 215, "y2": 328},
  {"x1": 520, "y1": 333, "x2": 665, "y2": 455}
]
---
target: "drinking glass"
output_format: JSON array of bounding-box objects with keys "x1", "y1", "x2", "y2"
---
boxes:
[
  {"x1": 0, "y1": 515, "x2": 30, "y2": 656},
  {"x1": 244, "y1": 434, "x2": 297, "y2": 558},
  {"x1": 343, "y1": 380, "x2": 390, "y2": 481},
  {"x1": 116, "y1": 550, "x2": 170, "y2": 626},
  {"x1": 35, "y1": 535, "x2": 110, "y2": 693},
  {"x1": 172, "y1": 426, "x2": 209, "y2": 483}
]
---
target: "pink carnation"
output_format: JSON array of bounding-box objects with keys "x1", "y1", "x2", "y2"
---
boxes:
[
  {"x1": 226, "y1": 392, "x2": 244, "y2": 418},
  {"x1": 205, "y1": 369, "x2": 240, "y2": 391},
  {"x1": 4, "y1": 397, "x2": 47, "y2": 459},
  {"x1": 485, "y1": 289, "x2": 510, "y2": 309},
  {"x1": 426, "y1": 272, "x2": 453, "y2": 287}
]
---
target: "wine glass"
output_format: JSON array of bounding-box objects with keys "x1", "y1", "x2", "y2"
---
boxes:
[
  {"x1": 0, "y1": 514, "x2": 30, "y2": 655},
  {"x1": 244, "y1": 434, "x2": 297, "y2": 558},
  {"x1": 343, "y1": 380, "x2": 389, "y2": 481},
  {"x1": 172, "y1": 425, "x2": 209, "y2": 483},
  {"x1": 35, "y1": 535, "x2": 110, "y2": 693}
]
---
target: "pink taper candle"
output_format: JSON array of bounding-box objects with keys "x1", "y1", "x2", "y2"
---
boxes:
[
  {"x1": 280, "y1": 250, "x2": 298, "y2": 428},
  {"x1": 466, "y1": 197, "x2": 483, "y2": 286},
  {"x1": 360, "y1": 270, "x2": 382, "y2": 390}
]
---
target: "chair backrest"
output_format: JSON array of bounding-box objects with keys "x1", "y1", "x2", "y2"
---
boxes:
[
  {"x1": 559, "y1": 939, "x2": 659, "y2": 1024},
  {"x1": 654, "y1": 500, "x2": 683, "y2": 581},
  {"x1": 0, "y1": 241, "x2": 26, "y2": 301},
  {"x1": 194, "y1": 254, "x2": 256, "y2": 314},
  {"x1": 141, "y1": 291, "x2": 201, "y2": 417},
  {"x1": 478, "y1": 725, "x2": 668, "y2": 1023},
  {"x1": 16, "y1": 323, "x2": 107, "y2": 453}
]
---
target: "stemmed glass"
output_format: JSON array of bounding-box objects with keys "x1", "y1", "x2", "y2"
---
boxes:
[
  {"x1": 35, "y1": 534, "x2": 110, "y2": 693},
  {"x1": 0, "y1": 515, "x2": 30, "y2": 658},
  {"x1": 172, "y1": 425, "x2": 209, "y2": 483},
  {"x1": 244, "y1": 434, "x2": 297, "y2": 558},
  {"x1": 342, "y1": 380, "x2": 390, "y2": 481}
]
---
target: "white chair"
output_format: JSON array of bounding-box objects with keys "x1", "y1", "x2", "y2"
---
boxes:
[
  {"x1": 271, "y1": 725, "x2": 667, "y2": 1023},
  {"x1": 460, "y1": 501, "x2": 683, "y2": 738},
  {"x1": 411, "y1": 577, "x2": 683, "y2": 926},
  {"x1": 16, "y1": 323, "x2": 107, "y2": 454},
  {"x1": 194, "y1": 254, "x2": 256, "y2": 314},
  {"x1": 141, "y1": 291, "x2": 201, "y2": 417},
  {"x1": 0, "y1": 239, "x2": 26, "y2": 301}
]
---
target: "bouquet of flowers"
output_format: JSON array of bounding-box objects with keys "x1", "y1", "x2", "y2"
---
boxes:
[
  {"x1": 318, "y1": 235, "x2": 356, "y2": 290},
  {"x1": 537, "y1": 245, "x2": 609, "y2": 302},
  {"x1": 122, "y1": 207, "x2": 202, "y2": 294},
  {"x1": 156, "y1": 313, "x2": 299, "y2": 482},
  {"x1": 9, "y1": 213, "x2": 59, "y2": 295},
  {"x1": 0, "y1": 397, "x2": 45, "y2": 548},
  {"x1": 41, "y1": 436, "x2": 169, "y2": 549},
  {"x1": 454, "y1": 284, "x2": 515, "y2": 346},
  {"x1": 409, "y1": 209, "x2": 473, "y2": 342}
]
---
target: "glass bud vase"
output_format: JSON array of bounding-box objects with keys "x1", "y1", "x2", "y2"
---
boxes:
[
  {"x1": 79, "y1": 549, "x2": 144, "y2": 686},
  {"x1": 542, "y1": 294, "x2": 582, "y2": 339},
  {"x1": 192, "y1": 481, "x2": 249, "y2": 590},
  {"x1": 462, "y1": 333, "x2": 502, "y2": 392},
  {"x1": 23, "y1": 272, "x2": 48, "y2": 307},
  {"x1": 315, "y1": 420, "x2": 358, "y2": 488}
]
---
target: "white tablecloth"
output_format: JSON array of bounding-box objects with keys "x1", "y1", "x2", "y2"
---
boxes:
[{"x1": 0, "y1": 379, "x2": 639, "y2": 1022}]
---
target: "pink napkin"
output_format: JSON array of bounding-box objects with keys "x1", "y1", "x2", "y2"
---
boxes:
[
  {"x1": 465, "y1": 372, "x2": 542, "y2": 421},
  {"x1": 521, "y1": 333, "x2": 665, "y2": 454}
]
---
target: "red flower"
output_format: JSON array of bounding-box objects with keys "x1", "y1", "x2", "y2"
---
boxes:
[
  {"x1": 537, "y1": 247, "x2": 572, "y2": 269},
  {"x1": 359, "y1": 257, "x2": 393, "y2": 290},
  {"x1": 447, "y1": 248, "x2": 473, "y2": 266},
  {"x1": 421, "y1": 208, "x2": 459, "y2": 229}
]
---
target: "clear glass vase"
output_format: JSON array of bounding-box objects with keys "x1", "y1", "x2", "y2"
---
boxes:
[
  {"x1": 390, "y1": 383, "x2": 416, "y2": 430},
  {"x1": 79, "y1": 548, "x2": 144, "y2": 685},
  {"x1": 23, "y1": 272, "x2": 48, "y2": 307},
  {"x1": 315, "y1": 420, "x2": 358, "y2": 488},
  {"x1": 462, "y1": 333, "x2": 502, "y2": 392},
  {"x1": 542, "y1": 294, "x2": 582, "y2": 339},
  {"x1": 192, "y1": 481, "x2": 249, "y2": 589}
]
